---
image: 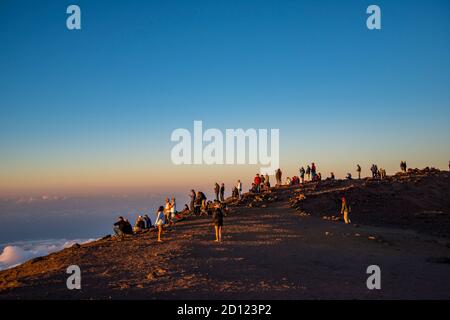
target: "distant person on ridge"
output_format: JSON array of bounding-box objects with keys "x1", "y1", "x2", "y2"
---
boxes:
[
  {"x1": 236, "y1": 180, "x2": 242, "y2": 198},
  {"x1": 356, "y1": 164, "x2": 361, "y2": 179},
  {"x1": 214, "y1": 183, "x2": 220, "y2": 201},
  {"x1": 306, "y1": 165, "x2": 311, "y2": 181},
  {"x1": 220, "y1": 183, "x2": 225, "y2": 202},
  {"x1": 189, "y1": 189, "x2": 196, "y2": 213},
  {"x1": 134, "y1": 216, "x2": 145, "y2": 233},
  {"x1": 155, "y1": 206, "x2": 165, "y2": 242},
  {"x1": 143, "y1": 214, "x2": 152, "y2": 229},
  {"x1": 340, "y1": 197, "x2": 351, "y2": 224},
  {"x1": 275, "y1": 168, "x2": 282, "y2": 186},
  {"x1": 212, "y1": 201, "x2": 224, "y2": 242},
  {"x1": 299, "y1": 167, "x2": 305, "y2": 184}
]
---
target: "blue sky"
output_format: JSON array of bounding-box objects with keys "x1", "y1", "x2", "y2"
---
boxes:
[{"x1": 1, "y1": 0, "x2": 450, "y2": 195}]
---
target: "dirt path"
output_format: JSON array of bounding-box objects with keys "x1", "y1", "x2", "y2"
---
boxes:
[{"x1": 1, "y1": 198, "x2": 450, "y2": 299}]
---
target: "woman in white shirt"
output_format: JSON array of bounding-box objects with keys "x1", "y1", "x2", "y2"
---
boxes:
[{"x1": 155, "y1": 206, "x2": 166, "y2": 242}]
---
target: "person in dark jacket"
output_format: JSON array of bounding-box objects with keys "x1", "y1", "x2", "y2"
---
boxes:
[
  {"x1": 113, "y1": 216, "x2": 133, "y2": 238},
  {"x1": 214, "y1": 183, "x2": 220, "y2": 201},
  {"x1": 113, "y1": 216, "x2": 126, "y2": 238},
  {"x1": 212, "y1": 201, "x2": 224, "y2": 242}
]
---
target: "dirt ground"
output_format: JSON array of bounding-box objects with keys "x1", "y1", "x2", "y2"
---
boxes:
[{"x1": 1, "y1": 171, "x2": 450, "y2": 300}]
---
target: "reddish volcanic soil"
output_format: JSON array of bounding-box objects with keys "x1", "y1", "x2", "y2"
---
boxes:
[{"x1": 1, "y1": 170, "x2": 450, "y2": 299}]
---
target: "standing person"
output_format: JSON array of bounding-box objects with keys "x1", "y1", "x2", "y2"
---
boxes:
[
  {"x1": 264, "y1": 173, "x2": 270, "y2": 187},
  {"x1": 370, "y1": 164, "x2": 376, "y2": 178},
  {"x1": 189, "y1": 189, "x2": 196, "y2": 213},
  {"x1": 214, "y1": 183, "x2": 220, "y2": 201},
  {"x1": 194, "y1": 191, "x2": 203, "y2": 215},
  {"x1": 143, "y1": 214, "x2": 152, "y2": 229},
  {"x1": 170, "y1": 197, "x2": 177, "y2": 223},
  {"x1": 220, "y1": 183, "x2": 225, "y2": 202},
  {"x1": 356, "y1": 164, "x2": 361, "y2": 179},
  {"x1": 275, "y1": 168, "x2": 282, "y2": 186},
  {"x1": 236, "y1": 180, "x2": 242, "y2": 198},
  {"x1": 155, "y1": 206, "x2": 165, "y2": 242},
  {"x1": 212, "y1": 201, "x2": 224, "y2": 242},
  {"x1": 340, "y1": 197, "x2": 351, "y2": 224},
  {"x1": 299, "y1": 167, "x2": 305, "y2": 184},
  {"x1": 254, "y1": 174, "x2": 261, "y2": 193},
  {"x1": 306, "y1": 165, "x2": 311, "y2": 181},
  {"x1": 311, "y1": 163, "x2": 317, "y2": 181},
  {"x1": 164, "y1": 197, "x2": 172, "y2": 224}
]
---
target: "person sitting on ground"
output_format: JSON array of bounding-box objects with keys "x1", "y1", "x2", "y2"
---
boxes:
[
  {"x1": 113, "y1": 216, "x2": 128, "y2": 238},
  {"x1": 346, "y1": 173, "x2": 352, "y2": 180},
  {"x1": 249, "y1": 183, "x2": 258, "y2": 193},
  {"x1": 212, "y1": 201, "x2": 224, "y2": 242},
  {"x1": 182, "y1": 204, "x2": 190, "y2": 214},
  {"x1": 275, "y1": 168, "x2": 282, "y2": 186},
  {"x1": 236, "y1": 180, "x2": 242, "y2": 198},
  {"x1": 134, "y1": 215, "x2": 146, "y2": 233},
  {"x1": 285, "y1": 176, "x2": 291, "y2": 185},
  {"x1": 189, "y1": 189, "x2": 196, "y2": 213},
  {"x1": 155, "y1": 206, "x2": 165, "y2": 242},
  {"x1": 356, "y1": 164, "x2": 362, "y2": 179},
  {"x1": 340, "y1": 197, "x2": 351, "y2": 224},
  {"x1": 214, "y1": 183, "x2": 220, "y2": 201}
]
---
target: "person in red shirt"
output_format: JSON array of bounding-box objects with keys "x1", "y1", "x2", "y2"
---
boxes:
[{"x1": 254, "y1": 174, "x2": 261, "y2": 193}]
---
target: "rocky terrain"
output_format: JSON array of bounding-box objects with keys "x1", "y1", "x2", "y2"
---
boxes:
[{"x1": 1, "y1": 169, "x2": 450, "y2": 299}]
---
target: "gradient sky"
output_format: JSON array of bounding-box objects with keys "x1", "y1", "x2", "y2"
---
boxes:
[{"x1": 1, "y1": 0, "x2": 450, "y2": 197}]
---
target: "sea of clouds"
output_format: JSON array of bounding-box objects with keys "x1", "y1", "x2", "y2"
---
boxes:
[{"x1": 0, "y1": 238, "x2": 96, "y2": 271}]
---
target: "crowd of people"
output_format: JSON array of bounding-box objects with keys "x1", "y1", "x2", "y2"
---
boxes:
[{"x1": 113, "y1": 159, "x2": 441, "y2": 241}]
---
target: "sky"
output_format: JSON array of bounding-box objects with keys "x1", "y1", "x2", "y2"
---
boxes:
[{"x1": 1, "y1": 0, "x2": 450, "y2": 197}]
